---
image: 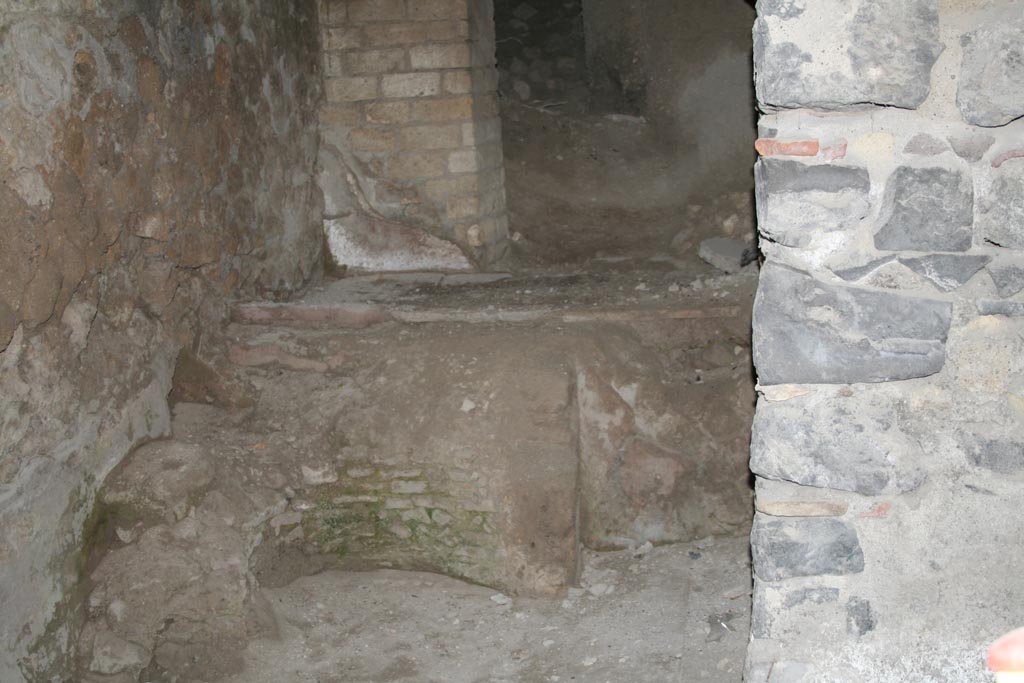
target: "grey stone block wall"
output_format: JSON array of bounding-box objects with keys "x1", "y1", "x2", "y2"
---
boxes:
[{"x1": 749, "y1": 1, "x2": 1024, "y2": 680}]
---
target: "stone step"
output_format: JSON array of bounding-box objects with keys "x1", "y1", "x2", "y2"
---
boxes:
[{"x1": 231, "y1": 271, "x2": 747, "y2": 329}]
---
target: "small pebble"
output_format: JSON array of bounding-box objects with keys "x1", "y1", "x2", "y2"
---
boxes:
[{"x1": 632, "y1": 541, "x2": 654, "y2": 558}]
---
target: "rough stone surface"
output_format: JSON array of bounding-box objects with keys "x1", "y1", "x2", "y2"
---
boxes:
[
  {"x1": 960, "y1": 435, "x2": 1024, "y2": 474},
  {"x1": 977, "y1": 300, "x2": 1024, "y2": 317},
  {"x1": 957, "y1": 20, "x2": 1024, "y2": 127},
  {"x1": 874, "y1": 167, "x2": 974, "y2": 252},
  {"x1": 751, "y1": 517, "x2": 865, "y2": 581},
  {"x1": 949, "y1": 132, "x2": 995, "y2": 162},
  {"x1": 754, "y1": 0, "x2": 941, "y2": 110},
  {"x1": 987, "y1": 262, "x2": 1024, "y2": 297},
  {"x1": 751, "y1": 388, "x2": 926, "y2": 496},
  {"x1": 977, "y1": 161, "x2": 1024, "y2": 249},
  {"x1": 0, "y1": 2, "x2": 323, "y2": 679},
  {"x1": 576, "y1": 326, "x2": 754, "y2": 549},
  {"x1": 903, "y1": 133, "x2": 947, "y2": 157},
  {"x1": 897, "y1": 255, "x2": 991, "y2": 292},
  {"x1": 846, "y1": 597, "x2": 877, "y2": 637},
  {"x1": 754, "y1": 160, "x2": 871, "y2": 248},
  {"x1": 753, "y1": 264, "x2": 953, "y2": 385},
  {"x1": 88, "y1": 631, "x2": 149, "y2": 677}
]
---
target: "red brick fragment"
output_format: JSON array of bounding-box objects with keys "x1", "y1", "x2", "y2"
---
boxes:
[
  {"x1": 820, "y1": 141, "x2": 848, "y2": 161},
  {"x1": 992, "y1": 149, "x2": 1024, "y2": 168},
  {"x1": 860, "y1": 502, "x2": 892, "y2": 519},
  {"x1": 755, "y1": 138, "x2": 820, "y2": 157}
]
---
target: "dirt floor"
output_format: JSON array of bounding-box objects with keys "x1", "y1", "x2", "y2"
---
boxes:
[
  {"x1": 498, "y1": 102, "x2": 756, "y2": 269},
  {"x1": 224, "y1": 537, "x2": 751, "y2": 683}
]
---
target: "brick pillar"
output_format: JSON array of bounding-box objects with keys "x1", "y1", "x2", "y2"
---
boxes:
[{"x1": 318, "y1": 0, "x2": 509, "y2": 270}]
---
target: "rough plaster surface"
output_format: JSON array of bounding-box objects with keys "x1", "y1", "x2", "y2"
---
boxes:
[{"x1": 0, "y1": 1, "x2": 322, "y2": 679}]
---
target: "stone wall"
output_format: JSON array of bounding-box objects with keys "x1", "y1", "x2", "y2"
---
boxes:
[
  {"x1": 0, "y1": 1, "x2": 323, "y2": 679},
  {"x1": 749, "y1": 0, "x2": 1024, "y2": 680},
  {"x1": 318, "y1": 0, "x2": 509, "y2": 270}
]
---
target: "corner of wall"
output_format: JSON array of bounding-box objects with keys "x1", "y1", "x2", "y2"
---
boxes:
[{"x1": 748, "y1": 1, "x2": 1024, "y2": 680}]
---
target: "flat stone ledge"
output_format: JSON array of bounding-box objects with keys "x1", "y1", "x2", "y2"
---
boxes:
[{"x1": 233, "y1": 301, "x2": 742, "y2": 327}]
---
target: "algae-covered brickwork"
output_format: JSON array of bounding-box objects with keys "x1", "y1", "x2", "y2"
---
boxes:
[{"x1": 306, "y1": 464, "x2": 505, "y2": 584}]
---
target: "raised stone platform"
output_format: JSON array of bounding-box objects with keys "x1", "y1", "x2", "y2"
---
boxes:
[{"x1": 75, "y1": 270, "x2": 757, "y2": 681}]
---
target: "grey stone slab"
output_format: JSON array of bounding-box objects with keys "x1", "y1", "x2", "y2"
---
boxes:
[
  {"x1": 845, "y1": 597, "x2": 876, "y2": 637},
  {"x1": 957, "y1": 21, "x2": 1024, "y2": 127},
  {"x1": 755, "y1": 160, "x2": 871, "y2": 248},
  {"x1": 960, "y1": 436, "x2": 1024, "y2": 474},
  {"x1": 977, "y1": 300, "x2": 1024, "y2": 317},
  {"x1": 987, "y1": 263, "x2": 1024, "y2": 298},
  {"x1": 753, "y1": 263, "x2": 953, "y2": 384},
  {"x1": 757, "y1": 160, "x2": 870, "y2": 195},
  {"x1": 898, "y1": 254, "x2": 990, "y2": 292},
  {"x1": 903, "y1": 133, "x2": 946, "y2": 157},
  {"x1": 751, "y1": 390, "x2": 926, "y2": 496},
  {"x1": 752, "y1": 517, "x2": 865, "y2": 581},
  {"x1": 977, "y1": 162, "x2": 1024, "y2": 249},
  {"x1": 754, "y1": 0, "x2": 941, "y2": 111},
  {"x1": 948, "y1": 132, "x2": 994, "y2": 163},
  {"x1": 874, "y1": 167, "x2": 974, "y2": 252}
]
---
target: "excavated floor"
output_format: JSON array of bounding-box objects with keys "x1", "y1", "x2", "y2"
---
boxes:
[
  {"x1": 224, "y1": 538, "x2": 751, "y2": 683},
  {"x1": 77, "y1": 268, "x2": 757, "y2": 683}
]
